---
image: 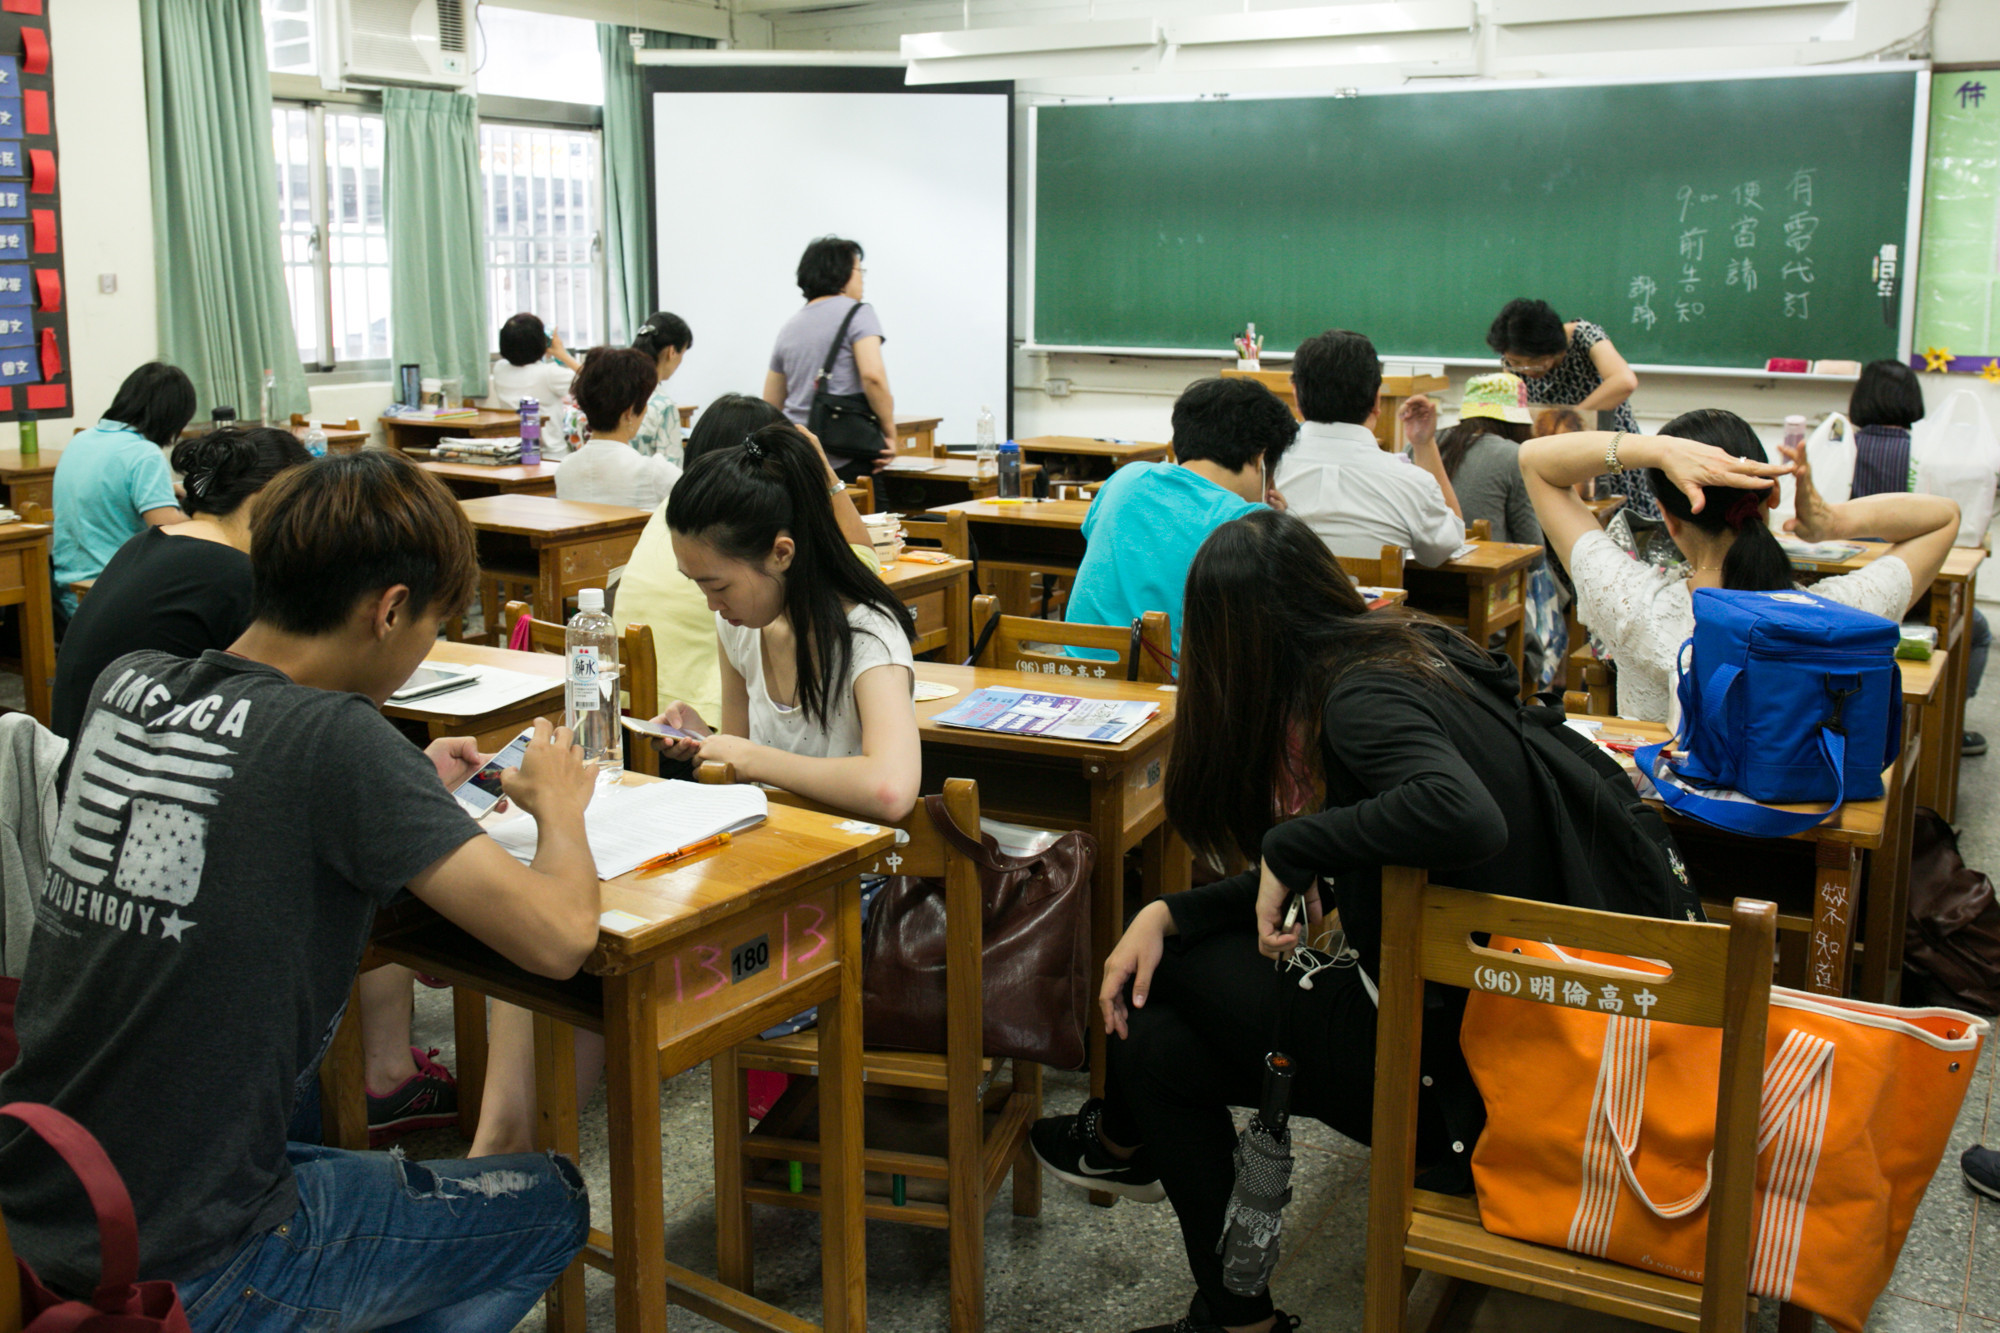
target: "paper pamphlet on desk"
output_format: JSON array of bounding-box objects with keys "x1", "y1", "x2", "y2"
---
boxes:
[
  {"x1": 487, "y1": 779, "x2": 769, "y2": 879},
  {"x1": 883, "y1": 456, "x2": 942, "y2": 472},
  {"x1": 390, "y1": 663, "x2": 560, "y2": 716},
  {"x1": 932, "y1": 686, "x2": 1158, "y2": 744},
  {"x1": 1779, "y1": 537, "x2": 1868, "y2": 563}
]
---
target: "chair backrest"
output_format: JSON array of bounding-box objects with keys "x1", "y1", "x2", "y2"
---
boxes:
[
  {"x1": 1367, "y1": 869, "x2": 1778, "y2": 1330},
  {"x1": 900, "y1": 509, "x2": 969, "y2": 559},
  {"x1": 848, "y1": 475, "x2": 875, "y2": 517},
  {"x1": 14, "y1": 501, "x2": 47, "y2": 526},
  {"x1": 289, "y1": 414, "x2": 362, "y2": 431},
  {"x1": 1466, "y1": 518, "x2": 1491, "y2": 541},
  {"x1": 502, "y1": 600, "x2": 661, "y2": 777},
  {"x1": 967, "y1": 593, "x2": 1172, "y2": 682},
  {"x1": 1337, "y1": 545, "x2": 1404, "y2": 591}
]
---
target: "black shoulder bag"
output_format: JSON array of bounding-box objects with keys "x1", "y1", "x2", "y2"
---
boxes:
[{"x1": 805, "y1": 301, "x2": 885, "y2": 473}]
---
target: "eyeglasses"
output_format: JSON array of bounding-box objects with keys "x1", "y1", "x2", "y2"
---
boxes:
[{"x1": 1501, "y1": 353, "x2": 1563, "y2": 374}]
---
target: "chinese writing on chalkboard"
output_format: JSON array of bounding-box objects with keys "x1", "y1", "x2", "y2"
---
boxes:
[{"x1": 1631, "y1": 166, "x2": 1821, "y2": 335}]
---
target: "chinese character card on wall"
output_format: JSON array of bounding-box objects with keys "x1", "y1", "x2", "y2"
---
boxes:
[{"x1": 0, "y1": 2, "x2": 67, "y2": 421}]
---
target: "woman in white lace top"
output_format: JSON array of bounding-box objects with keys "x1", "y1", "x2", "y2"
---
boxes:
[{"x1": 1520, "y1": 409, "x2": 1960, "y2": 723}]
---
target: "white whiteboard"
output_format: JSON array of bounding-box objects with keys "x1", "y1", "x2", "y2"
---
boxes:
[{"x1": 652, "y1": 91, "x2": 1011, "y2": 447}]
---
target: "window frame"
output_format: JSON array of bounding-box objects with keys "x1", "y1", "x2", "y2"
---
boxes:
[
  {"x1": 273, "y1": 96, "x2": 393, "y2": 377},
  {"x1": 477, "y1": 115, "x2": 609, "y2": 356}
]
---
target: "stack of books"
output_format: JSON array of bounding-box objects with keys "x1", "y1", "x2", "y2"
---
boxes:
[
  {"x1": 388, "y1": 404, "x2": 482, "y2": 423},
  {"x1": 434, "y1": 437, "x2": 524, "y2": 466},
  {"x1": 863, "y1": 512, "x2": 905, "y2": 564}
]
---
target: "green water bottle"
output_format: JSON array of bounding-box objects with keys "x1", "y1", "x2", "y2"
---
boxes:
[{"x1": 18, "y1": 417, "x2": 37, "y2": 458}]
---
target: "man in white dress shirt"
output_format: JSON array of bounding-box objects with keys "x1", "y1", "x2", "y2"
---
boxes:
[{"x1": 1272, "y1": 329, "x2": 1466, "y2": 568}]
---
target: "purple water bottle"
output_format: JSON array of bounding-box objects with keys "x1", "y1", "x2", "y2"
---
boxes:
[{"x1": 518, "y1": 398, "x2": 542, "y2": 465}]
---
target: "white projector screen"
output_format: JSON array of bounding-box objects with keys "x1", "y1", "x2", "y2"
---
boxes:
[{"x1": 651, "y1": 88, "x2": 1011, "y2": 450}]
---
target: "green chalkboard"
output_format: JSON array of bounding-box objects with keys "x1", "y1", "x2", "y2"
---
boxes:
[{"x1": 1033, "y1": 72, "x2": 1919, "y2": 367}]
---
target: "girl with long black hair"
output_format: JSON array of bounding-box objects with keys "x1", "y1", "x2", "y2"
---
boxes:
[
  {"x1": 1029, "y1": 509, "x2": 1575, "y2": 1333},
  {"x1": 652, "y1": 421, "x2": 920, "y2": 820}
]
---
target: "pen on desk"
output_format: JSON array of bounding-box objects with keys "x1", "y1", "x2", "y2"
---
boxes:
[{"x1": 636, "y1": 831, "x2": 732, "y2": 874}]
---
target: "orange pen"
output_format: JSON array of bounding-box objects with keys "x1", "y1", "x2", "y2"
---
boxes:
[{"x1": 635, "y1": 831, "x2": 732, "y2": 875}]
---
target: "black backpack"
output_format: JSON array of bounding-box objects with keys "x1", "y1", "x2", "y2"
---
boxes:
[{"x1": 1466, "y1": 686, "x2": 1703, "y2": 923}]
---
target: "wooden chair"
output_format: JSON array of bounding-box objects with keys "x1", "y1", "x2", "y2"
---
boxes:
[
  {"x1": 1564, "y1": 643, "x2": 1615, "y2": 716},
  {"x1": 848, "y1": 474, "x2": 876, "y2": 516},
  {"x1": 289, "y1": 413, "x2": 362, "y2": 431},
  {"x1": 967, "y1": 593, "x2": 1172, "y2": 681},
  {"x1": 699, "y1": 766, "x2": 1041, "y2": 1333},
  {"x1": 1365, "y1": 869, "x2": 1779, "y2": 1333},
  {"x1": 901, "y1": 509, "x2": 970, "y2": 559},
  {"x1": 14, "y1": 501, "x2": 47, "y2": 526},
  {"x1": 1337, "y1": 545, "x2": 1405, "y2": 591},
  {"x1": 502, "y1": 600, "x2": 661, "y2": 779},
  {"x1": 0, "y1": 1207, "x2": 19, "y2": 1333},
  {"x1": 1466, "y1": 519, "x2": 1492, "y2": 541}
]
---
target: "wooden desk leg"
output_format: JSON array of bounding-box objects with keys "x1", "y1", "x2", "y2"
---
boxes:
[
  {"x1": 710, "y1": 1045, "x2": 753, "y2": 1292},
  {"x1": 1141, "y1": 823, "x2": 1193, "y2": 900},
  {"x1": 452, "y1": 987, "x2": 488, "y2": 1138},
  {"x1": 1808, "y1": 842, "x2": 1862, "y2": 997},
  {"x1": 318, "y1": 981, "x2": 370, "y2": 1151},
  {"x1": 943, "y1": 567, "x2": 972, "y2": 664},
  {"x1": 817, "y1": 876, "x2": 868, "y2": 1333},
  {"x1": 1863, "y1": 718, "x2": 1921, "y2": 1005},
  {"x1": 1085, "y1": 769, "x2": 1130, "y2": 1207},
  {"x1": 534, "y1": 1015, "x2": 587, "y2": 1333},
  {"x1": 536, "y1": 547, "x2": 567, "y2": 633},
  {"x1": 1943, "y1": 613, "x2": 1970, "y2": 821},
  {"x1": 18, "y1": 535, "x2": 52, "y2": 725},
  {"x1": 604, "y1": 968, "x2": 668, "y2": 1333}
]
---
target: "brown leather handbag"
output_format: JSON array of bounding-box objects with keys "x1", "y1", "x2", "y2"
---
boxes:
[{"x1": 861, "y1": 795, "x2": 1095, "y2": 1069}]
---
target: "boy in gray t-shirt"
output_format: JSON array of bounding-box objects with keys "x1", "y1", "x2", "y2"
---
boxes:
[{"x1": 0, "y1": 453, "x2": 600, "y2": 1328}]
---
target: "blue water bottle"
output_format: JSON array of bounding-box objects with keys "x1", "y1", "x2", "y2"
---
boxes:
[
  {"x1": 518, "y1": 398, "x2": 542, "y2": 465},
  {"x1": 997, "y1": 439, "x2": 1022, "y2": 499}
]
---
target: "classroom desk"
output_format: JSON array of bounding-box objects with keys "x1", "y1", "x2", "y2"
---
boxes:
[
  {"x1": 0, "y1": 447, "x2": 57, "y2": 513},
  {"x1": 382, "y1": 641, "x2": 564, "y2": 753},
  {"x1": 0, "y1": 521, "x2": 53, "y2": 724},
  {"x1": 1012, "y1": 436, "x2": 1172, "y2": 482},
  {"x1": 324, "y1": 790, "x2": 893, "y2": 1333},
  {"x1": 414, "y1": 458, "x2": 562, "y2": 499},
  {"x1": 1789, "y1": 541, "x2": 1986, "y2": 820},
  {"x1": 875, "y1": 457, "x2": 1043, "y2": 509},
  {"x1": 1584, "y1": 495, "x2": 1626, "y2": 526},
  {"x1": 930, "y1": 497, "x2": 1092, "y2": 617},
  {"x1": 183, "y1": 422, "x2": 372, "y2": 453},
  {"x1": 1217, "y1": 370, "x2": 1450, "y2": 451},
  {"x1": 459, "y1": 495, "x2": 650, "y2": 642},
  {"x1": 881, "y1": 556, "x2": 974, "y2": 662},
  {"x1": 1581, "y1": 714, "x2": 1900, "y2": 1001},
  {"x1": 380, "y1": 409, "x2": 523, "y2": 456},
  {"x1": 913, "y1": 663, "x2": 1185, "y2": 1152},
  {"x1": 893, "y1": 415, "x2": 943, "y2": 456},
  {"x1": 1403, "y1": 541, "x2": 1542, "y2": 694}
]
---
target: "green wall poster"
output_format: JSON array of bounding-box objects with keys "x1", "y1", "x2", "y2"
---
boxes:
[{"x1": 1916, "y1": 70, "x2": 2000, "y2": 378}]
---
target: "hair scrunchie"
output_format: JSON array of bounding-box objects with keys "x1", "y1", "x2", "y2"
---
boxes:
[
  {"x1": 1722, "y1": 489, "x2": 1766, "y2": 532},
  {"x1": 741, "y1": 435, "x2": 766, "y2": 461}
]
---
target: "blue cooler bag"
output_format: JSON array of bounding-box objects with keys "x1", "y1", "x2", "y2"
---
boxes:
[{"x1": 1635, "y1": 586, "x2": 1901, "y2": 837}]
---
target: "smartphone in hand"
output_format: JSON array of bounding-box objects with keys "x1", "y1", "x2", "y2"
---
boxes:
[{"x1": 455, "y1": 728, "x2": 534, "y2": 816}]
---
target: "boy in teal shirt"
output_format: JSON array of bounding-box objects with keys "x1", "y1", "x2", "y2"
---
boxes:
[{"x1": 1065, "y1": 377, "x2": 1298, "y2": 666}]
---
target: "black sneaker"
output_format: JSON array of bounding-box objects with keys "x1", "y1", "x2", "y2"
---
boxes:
[
  {"x1": 1030, "y1": 1098, "x2": 1166, "y2": 1203},
  {"x1": 367, "y1": 1046, "x2": 459, "y2": 1147},
  {"x1": 1128, "y1": 1296, "x2": 1301, "y2": 1332},
  {"x1": 1964, "y1": 1145, "x2": 2000, "y2": 1200},
  {"x1": 1965, "y1": 732, "x2": 1988, "y2": 758}
]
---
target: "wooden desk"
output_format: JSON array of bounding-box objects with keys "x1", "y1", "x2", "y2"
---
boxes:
[
  {"x1": 327, "y1": 791, "x2": 893, "y2": 1333},
  {"x1": 383, "y1": 641, "x2": 564, "y2": 754},
  {"x1": 1217, "y1": 370, "x2": 1450, "y2": 451},
  {"x1": 1583, "y1": 715, "x2": 1896, "y2": 1001},
  {"x1": 184, "y1": 422, "x2": 372, "y2": 453},
  {"x1": 893, "y1": 415, "x2": 943, "y2": 456},
  {"x1": 875, "y1": 457, "x2": 1043, "y2": 509},
  {"x1": 679, "y1": 404, "x2": 696, "y2": 430},
  {"x1": 914, "y1": 663, "x2": 1185, "y2": 1134},
  {"x1": 0, "y1": 447, "x2": 57, "y2": 514},
  {"x1": 0, "y1": 521, "x2": 53, "y2": 724},
  {"x1": 1790, "y1": 541, "x2": 1986, "y2": 820},
  {"x1": 881, "y1": 556, "x2": 973, "y2": 662},
  {"x1": 1403, "y1": 541, "x2": 1542, "y2": 695},
  {"x1": 381, "y1": 410, "x2": 523, "y2": 457},
  {"x1": 416, "y1": 458, "x2": 561, "y2": 499},
  {"x1": 931, "y1": 498, "x2": 1092, "y2": 617},
  {"x1": 460, "y1": 495, "x2": 650, "y2": 640},
  {"x1": 1013, "y1": 436, "x2": 1172, "y2": 482},
  {"x1": 1584, "y1": 495, "x2": 1626, "y2": 526}
]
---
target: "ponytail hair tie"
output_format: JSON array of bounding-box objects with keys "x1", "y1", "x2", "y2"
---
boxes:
[
  {"x1": 1722, "y1": 489, "x2": 1766, "y2": 532},
  {"x1": 742, "y1": 435, "x2": 765, "y2": 461}
]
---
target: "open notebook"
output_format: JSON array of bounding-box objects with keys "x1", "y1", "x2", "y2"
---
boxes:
[{"x1": 487, "y1": 779, "x2": 768, "y2": 879}]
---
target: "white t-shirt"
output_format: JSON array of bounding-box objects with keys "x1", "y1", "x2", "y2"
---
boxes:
[
  {"x1": 1568, "y1": 527, "x2": 1913, "y2": 724},
  {"x1": 554, "y1": 440, "x2": 680, "y2": 511},
  {"x1": 716, "y1": 602, "x2": 915, "y2": 758},
  {"x1": 484, "y1": 359, "x2": 574, "y2": 413},
  {"x1": 1273, "y1": 419, "x2": 1466, "y2": 567}
]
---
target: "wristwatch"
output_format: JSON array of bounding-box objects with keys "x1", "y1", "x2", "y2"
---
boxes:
[{"x1": 1605, "y1": 431, "x2": 1627, "y2": 475}]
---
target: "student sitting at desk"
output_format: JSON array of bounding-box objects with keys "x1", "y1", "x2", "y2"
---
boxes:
[
  {"x1": 1271, "y1": 329, "x2": 1465, "y2": 568},
  {"x1": 555, "y1": 347, "x2": 680, "y2": 510},
  {"x1": 0, "y1": 452, "x2": 595, "y2": 1330},
  {"x1": 1521, "y1": 410, "x2": 1959, "y2": 724},
  {"x1": 650, "y1": 423, "x2": 919, "y2": 821},
  {"x1": 51, "y1": 361, "x2": 195, "y2": 625},
  {"x1": 1064, "y1": 376, "x2": 1296, "y2": 668},
  {"x1": 484, "y1": 311, "x2": 580, "y2": 415},
  {"x1": 629, "y1": 310, "x2": 693, "y2": 465},
  {"x1": 1030, "y1": 509, "x2": 1571, "y2": 1333}
]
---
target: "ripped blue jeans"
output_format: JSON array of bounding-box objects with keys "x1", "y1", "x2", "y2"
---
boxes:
[{"x1": 175, "y1": 1143, "x2": 588, "y2": 1332}]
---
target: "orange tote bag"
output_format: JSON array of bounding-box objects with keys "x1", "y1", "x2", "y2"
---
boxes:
[{"x1": 1461, "y1": 942, "x2": 1985, "y2": 1333}]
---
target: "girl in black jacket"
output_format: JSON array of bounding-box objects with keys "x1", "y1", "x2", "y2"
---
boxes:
[{"x1": 1029, "y1": 509, "x2": 1568, "y2": 1333}]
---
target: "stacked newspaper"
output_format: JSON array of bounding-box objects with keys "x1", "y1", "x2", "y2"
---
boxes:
[{"x1": 434, "y1": 437, "x2": 524, "y2": 466}]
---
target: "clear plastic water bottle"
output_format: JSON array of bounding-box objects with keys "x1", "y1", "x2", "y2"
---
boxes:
[
  {"x1": 259, "y1": 368, "x2": 275, "y2": 426},
  {"x1": 518, "y1": 398, "x2": 542, "y2": 465},
  {"x1": 975, "y1": 405, "x2": 998, "y2": 478},
  {"x1": 1782, "y1": 414, "x2": 1808, "y2": 457},
  {"x1": 301, "y1": 419, "x2": 328, "y2": 459},
  {"x1": 566, "y1": 588, "x2": 620, "y2": 775},
  {"x1": 996, "y1": 439, "x2": 1022, "y2": 499}
]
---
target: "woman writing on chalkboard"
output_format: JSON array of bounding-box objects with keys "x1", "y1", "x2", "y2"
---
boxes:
[{"x1": 1487, "y1": 298, "x2": 1655, "y2": 518}]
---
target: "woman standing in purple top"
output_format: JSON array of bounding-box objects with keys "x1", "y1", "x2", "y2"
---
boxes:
[{"x1": 763, "y1": 236, "x2": 898, "y2": 482}]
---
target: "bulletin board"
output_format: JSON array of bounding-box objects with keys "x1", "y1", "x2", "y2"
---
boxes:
[
  {"x1": 1913, "y1": 70, "x2": 2000, "y2": 379},
  {"x1": 0, "y1": 1, "x2": 64, "y2": 420}
]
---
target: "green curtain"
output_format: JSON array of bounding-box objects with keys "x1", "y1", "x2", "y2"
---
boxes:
[
  {"x1": 599, "y1": 26, "x2": 714, "y2": 346},
  {"x1": 141, "y1": 0, "x2": 308, "y2": 419},
  {"x1": 384, "y1": 87, "x2": 491, "y2": 398}
]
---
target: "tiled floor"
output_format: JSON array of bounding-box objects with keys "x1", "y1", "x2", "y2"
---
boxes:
[{"x1": 8, "y1": 611, "x2": 1995, "y2": 1332}]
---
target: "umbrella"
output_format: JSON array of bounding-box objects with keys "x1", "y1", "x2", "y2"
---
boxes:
[{"x1": 1218, "y1": 1051, "x2": 1297, "y2": 1297}]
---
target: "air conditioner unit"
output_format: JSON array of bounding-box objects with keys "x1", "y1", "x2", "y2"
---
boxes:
[{"x1": 337, "y1": 0, "x2": 474, "y2": 90}]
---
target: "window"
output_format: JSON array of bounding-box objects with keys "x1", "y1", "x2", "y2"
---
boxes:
[
  {"x1": 480, "y1": 124, "x2": 605, "y2": 351},
  {"x1": 262, "y1": 0, "x2": 316, "y2": 75},
  {"x1": 475, "y1": 9, "x2": 606, "y2": 106},
  {"x1": 269, "y1": 105, "x2": 391, "y2": 369}
]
